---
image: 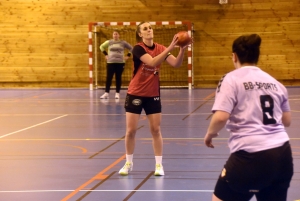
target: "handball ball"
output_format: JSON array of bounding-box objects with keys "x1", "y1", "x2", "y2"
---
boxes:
[{"x1": 176, "y1": 31, "x2": 191, "y2": 47}]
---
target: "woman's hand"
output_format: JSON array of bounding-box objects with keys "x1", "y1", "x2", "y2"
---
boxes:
[
  {"x1": 204, "y1": 133, "x2": 219, "y2": 148},
  {"x1": 180, "y1": 37, "x2": 193, "y2": 50},
  {"x1": 168, "y1": 34, "x2": 179, "y2": 51}
]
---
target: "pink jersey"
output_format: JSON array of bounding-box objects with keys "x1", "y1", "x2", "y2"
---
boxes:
[
  {"x1": 127, "y1": 42, "x2": 166, "y2": 97},
  {"x1": 213, "y1": 66, "x2": 290, "y2": 153}
]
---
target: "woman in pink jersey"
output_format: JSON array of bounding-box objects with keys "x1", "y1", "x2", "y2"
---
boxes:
[
  {"x1": 204, "y1": 34, "x2": 293, "y2": 201},
  {"x1": 118, "y1": 22, "x2": 192, "y2": 176}
]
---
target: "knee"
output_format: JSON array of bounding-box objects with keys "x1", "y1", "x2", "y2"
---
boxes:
[
  {"x1": 126, "y1": 130, "x2": 136, "y2": 139},
  {"x1": 150, "y1": 127, "x2": 161, "y2": 137}
]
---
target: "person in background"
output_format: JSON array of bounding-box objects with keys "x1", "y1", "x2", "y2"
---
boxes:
[
  {"x1": 99, "y1": 30, "x2": 133, "y2": 99},
  {"x1": 204, "y1": 33, "x2": 293, "y2": 201},
  {"x1": 118, "y1": 21, "x2": 192, "y2": 176}
]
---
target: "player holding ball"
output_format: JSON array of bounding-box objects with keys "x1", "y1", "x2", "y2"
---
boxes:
[{"x1": 118, "y1": 22, "x2": 192, "y2": 176}]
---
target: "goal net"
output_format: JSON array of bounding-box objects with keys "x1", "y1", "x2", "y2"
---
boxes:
[{"x1": 88, "y1": 21, "x2": 193, "y2": 90}]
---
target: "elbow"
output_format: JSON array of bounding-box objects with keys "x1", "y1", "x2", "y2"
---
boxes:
[
  {"x1": 145, "y1": 59, "x2": 159, "y2": 67},
  {"x1": 283, "y1": 121, "x2": 291, "y2": 127},
  {"x1": 147, "y1": 63, "x2": 157, "y2": 67},
  {"x1": 282, "y1": 112, "x2": 291, "y2": 127},
  {"x1": 172, "y1": 61, "x2": 183, "y2": 68}
]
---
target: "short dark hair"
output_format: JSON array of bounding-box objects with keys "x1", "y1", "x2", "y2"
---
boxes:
[
  {"x1": 232, "y1": 34, "x2": 261, "y2": 64},
  {"x1": 113, "y1": 29, "x2": 120, "y2": 34}
]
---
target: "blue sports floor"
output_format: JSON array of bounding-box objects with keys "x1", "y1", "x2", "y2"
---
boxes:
[{"x1": 0, "y1": 88, "x2": 299, "y2": 201}]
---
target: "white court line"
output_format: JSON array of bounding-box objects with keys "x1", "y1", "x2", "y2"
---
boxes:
[
  {"x1": 0, "y1": 189, "x2": 214, "y2": 193},
  {"x1": 0, "y1": 114, "x2": 68, "y2": 139},
  {"x1": 0, "y1": 138, "x2": 229, "y2": 141},
  {"x1": 0, "y1": 113, "x2": 212, "y2": 116},
  {"x1": 1, "y1": 138, "x2": 299, "y2": 141}
]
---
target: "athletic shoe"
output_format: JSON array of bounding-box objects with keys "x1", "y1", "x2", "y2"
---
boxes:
[
  {"x1": 154, "y1": 164, "x2": 164, "y2": 176},
  {"x1": 100, "y1": 93, "x2": 109, "y2": 99},
  {"x1": 115, "y1": 93, "x2": 120, "y2": 99},
  {"x1": 118, "y1": 162, "x2": 133, "y2": 175}
]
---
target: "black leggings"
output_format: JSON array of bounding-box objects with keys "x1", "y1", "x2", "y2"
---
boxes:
[{"x1": 105, "y1": 63, "x2": 125, "y2": 93}]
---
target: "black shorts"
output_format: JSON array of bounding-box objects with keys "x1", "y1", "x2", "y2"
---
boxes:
[
  {"x1": 214, "y1": 141, "x2": 293, "y2": 201},
  {"x1": 124, "y1": 94, "x2": 161, "y2": 115}
]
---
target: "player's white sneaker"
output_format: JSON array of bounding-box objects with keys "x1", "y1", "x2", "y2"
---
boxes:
[
  {"x1": 115, "y1": 93, "x2": 120, "y2": 99},
  {"x1": 118, "y1": 162, "x2": 133, "y2": 175},
  {"x1": 154, "y1": 164, "x2": 164, "y2": 176},
  {"x1": 100, "y1": 93, "x2": 109, "y2": 99}
]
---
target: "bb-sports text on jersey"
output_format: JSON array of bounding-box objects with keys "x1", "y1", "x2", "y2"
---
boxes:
[{"x1": 243, "y1": 82, "x2": 278, "y2": 91}]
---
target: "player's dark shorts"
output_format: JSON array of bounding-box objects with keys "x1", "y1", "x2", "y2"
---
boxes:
[
  {"x1": 214, "y1": 141, "x2": 293, "y2": 201},
  {"x1": 124, "y1": 94, "x2": 161, "y2": 115}
]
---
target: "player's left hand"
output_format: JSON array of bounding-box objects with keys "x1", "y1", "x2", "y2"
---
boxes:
[{"x1": 180, "y1": 37, "x2": 193, "y2": 50}]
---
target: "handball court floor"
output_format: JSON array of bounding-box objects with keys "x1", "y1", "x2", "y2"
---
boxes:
[{"x1": 0, "y1": 88, "x2": 299, "y2": 201}]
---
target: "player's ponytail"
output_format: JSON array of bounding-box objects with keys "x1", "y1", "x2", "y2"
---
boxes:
[{"x1": 135, "y1": 22, "x2": 145, "y2": 43}]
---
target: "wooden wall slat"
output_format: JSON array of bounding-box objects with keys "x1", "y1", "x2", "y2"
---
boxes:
[
  {"x1": 0, "y1": 0, "x2": 299, "y2": 88},
  {"x1": 0, "y1": 59, "x2": 87, "y2": 67},
  {"x1": 0, "y1": 68, "x2": 87, "y2": 75}
]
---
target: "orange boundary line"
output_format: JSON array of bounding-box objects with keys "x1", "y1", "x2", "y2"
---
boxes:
[
  {"x1": 61, "y1": 154, "x2": 125, "y2": 201},
  {"x1": 204, "y1": 92, "x2": 216, "y2": 101}
]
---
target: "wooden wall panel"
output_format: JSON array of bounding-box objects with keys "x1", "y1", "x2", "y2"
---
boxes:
[{"x1": 0, "y1": 0, "x2": 299, "y2": 88}]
